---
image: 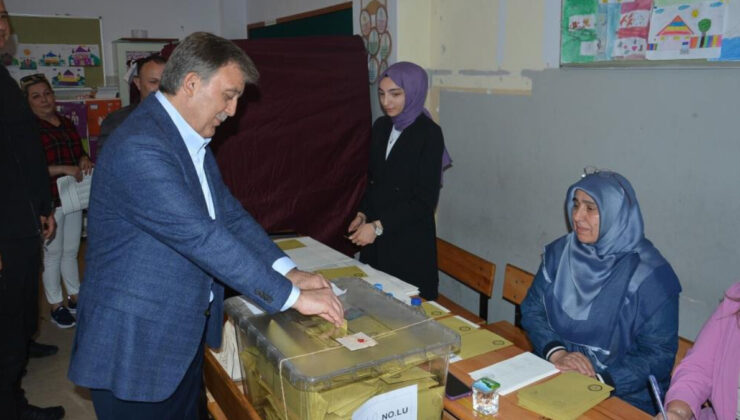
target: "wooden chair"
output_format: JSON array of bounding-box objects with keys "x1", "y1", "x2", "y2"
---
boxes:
[
  {"x1": 488, "y1": 264, "x2": 534, "y2": 351},
  {"x1": 435, "y1": 237, "x2": 496, "y2": 323},
  {"x1": 204, "y1": 348, "x2": 262, "y2": 420}
]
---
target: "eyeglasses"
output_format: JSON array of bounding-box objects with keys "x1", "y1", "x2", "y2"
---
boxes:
[{"x1": 19, "y1": 73, "x2": 49, "y2": 90}]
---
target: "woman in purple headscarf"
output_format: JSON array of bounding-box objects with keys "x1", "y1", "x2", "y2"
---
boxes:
[{"x1": 347, "y1": 61, "x2": 446, "y2": 300}]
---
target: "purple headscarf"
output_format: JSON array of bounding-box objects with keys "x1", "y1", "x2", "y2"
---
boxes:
[{"x1": 381, "y1": 62, "x2": 453, "y2": 176}]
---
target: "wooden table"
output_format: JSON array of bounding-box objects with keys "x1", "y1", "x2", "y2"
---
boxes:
[{"x1": 443, "y1": 325, "x2": 652, "y2": 420}]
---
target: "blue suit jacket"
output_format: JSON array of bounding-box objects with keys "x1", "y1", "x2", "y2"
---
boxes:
[{"x1": 68, "y1": 95, "x2": 293, "y2": 402}]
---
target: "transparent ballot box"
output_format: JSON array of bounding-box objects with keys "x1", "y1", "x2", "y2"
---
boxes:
[{"x1": 224, "y1": 277, "x2": 460, "y2": 420}]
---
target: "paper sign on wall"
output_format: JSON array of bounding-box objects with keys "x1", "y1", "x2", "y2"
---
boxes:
[{"x1": 352, "y1": 384, "x2": 417, "y2": 420}]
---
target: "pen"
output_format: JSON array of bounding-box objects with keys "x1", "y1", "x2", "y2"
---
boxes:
[{"x1": 648, "y1": 374, "x2": 668, "y2": 420}]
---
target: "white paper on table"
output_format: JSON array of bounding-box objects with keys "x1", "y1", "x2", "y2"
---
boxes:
[
  {"x1": 425, "y1": 300, "x2": 451, "y2": 313},
  {"x1": 469, "y1": 351, "x2": 559, "y2": 395},
  {"x1": 56, "y1": 171, "x2": 93, "y2": 215},
  {"x1": 278, "y1": 236, "x2": 420, "y2": 301},
  {"x1": 280, "y1": 236, "x2": 356, "y2": 271},
  {"x1": 352, "y1": 384, "x2": 417, "y2": 420}
]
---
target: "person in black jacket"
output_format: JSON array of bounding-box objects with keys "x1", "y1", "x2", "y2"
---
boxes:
[
  {"x1": 0, "y1": 1, "x2": 64, "y2": 418},
  {"x1": 348, "y1": 61, "x2": 446, "y2": 300}
]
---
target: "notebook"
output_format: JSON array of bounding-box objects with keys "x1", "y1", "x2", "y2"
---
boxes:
[{"x1": 469, "y1": 351, "x2": 559, "y2": 395}]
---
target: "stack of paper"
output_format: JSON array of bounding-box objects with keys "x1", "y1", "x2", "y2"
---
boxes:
[
  {"x1": 469, "y1": 352, "x2": 558, "y2": 395},
  {"x1": 517, "y1": 372, "x2": 613, "y2": 420},
  {"x1": 274, "y1": 237, "x2": 420, "y2": 301}
]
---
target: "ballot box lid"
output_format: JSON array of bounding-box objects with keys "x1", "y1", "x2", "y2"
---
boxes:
[{"x1": 225, "y1": 277, "x2": 460, "y2": 392}]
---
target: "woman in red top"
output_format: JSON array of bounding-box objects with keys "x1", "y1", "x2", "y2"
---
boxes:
[{"x1": 22, "y1": 74, "x2": 92, "y2": 328}]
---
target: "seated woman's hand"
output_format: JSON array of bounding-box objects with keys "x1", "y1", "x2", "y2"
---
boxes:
[
  {"x1": 348, "y1": 222, "x2": 376, "y2": 246},
  {"x1": 653, "y1": 401, "x2": 693, "y2": 420},
  {"x1": 549, "y1": 350, "x2": 596, "y2": 377}
]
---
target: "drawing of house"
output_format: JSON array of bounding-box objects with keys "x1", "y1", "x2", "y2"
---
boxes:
[
  {"x1": 649, "y1": 15, "x2": 694, "y2": 54},
  {"x1": 19, "y1": 57, "x2": 37, "y2": 70},
  {"x1": 68, "y1": 46, "x2": 101, "y2": 66},
  {"x1": 54, "y1": 69, "x2": 84, "y2": 86},
  {"x1": 41, "y1": 51, "x2": 62, "y2": 66}
]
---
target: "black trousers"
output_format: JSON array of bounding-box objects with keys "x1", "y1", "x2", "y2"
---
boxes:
[
  {"x1": 0, "y1": 237, "x2": 42, "y2": 419},
  {"x1": 90, "y1": 333, "x2": 207, "y2": 420}
]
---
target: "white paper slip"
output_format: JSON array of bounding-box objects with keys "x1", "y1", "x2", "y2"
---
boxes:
[
  {"x1": 469, "y1": 351, "x2": 558, "y2": 395},
  {"x1": 330, "y1": 282, "x2": 346, "y2": 296},
  {"x1": 425, "y1": 301, "x2": 450, "y2": 312},
  {"x1": 56, "y1": 171, "x2": 93, "y2": 215},
  {"x1": 336, "y1": 332, "x2": 377, "y2": 351}
]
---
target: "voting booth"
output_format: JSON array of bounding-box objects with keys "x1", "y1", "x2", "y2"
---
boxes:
[{"x1": 225, "y1": 278, "x2": 460, "y2": 420}]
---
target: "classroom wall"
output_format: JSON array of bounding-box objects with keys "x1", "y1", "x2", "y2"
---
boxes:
[
  {"x1": 396, "y1": 0, "x2": 740, "y2": 339},
  {"x1": 5, "y1": 0, "x2": 224, "y2": 82}
]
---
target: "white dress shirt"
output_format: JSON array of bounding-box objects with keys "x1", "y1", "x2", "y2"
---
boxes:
[
  {"x1": 155, "y1": 92, "x2": 299, "y2": 310},
  {"x1": 385, "y1": 127, "x2": 402, "y2": 159}
]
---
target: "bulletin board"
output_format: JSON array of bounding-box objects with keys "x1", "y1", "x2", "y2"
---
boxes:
[
  {"x1": 560, "y1": 0, "x2": 740, "y2": 67},
  {"x1": 6, "y1": 14, "x2": 104, "y2": 87}
]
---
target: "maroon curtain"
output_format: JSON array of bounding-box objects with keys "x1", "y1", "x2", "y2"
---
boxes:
[{"x1": 211, "y1": 36, "x2": 371, "y2": 256}]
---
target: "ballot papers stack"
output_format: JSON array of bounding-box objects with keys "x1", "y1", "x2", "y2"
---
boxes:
[
  {"x1": 224, "y1": 278, "x2": 460, "y2": 420},
  {"x1": 516, "y1": 372, "x2": 614, "y2": 420},
  {"x1": 274, "y1": 237, "x2": 420, "y2": 303}
]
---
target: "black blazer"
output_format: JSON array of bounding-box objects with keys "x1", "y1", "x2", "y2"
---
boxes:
[
  {"x1": 358, "y1": 114, "x2": 444, "y2": 299},
  {"x1": 0, "y1": 65, "x2": 53, "y2": 240}
]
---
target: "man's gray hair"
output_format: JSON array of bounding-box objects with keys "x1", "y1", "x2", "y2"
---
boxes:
[{"x1": 159, "y1": 32, "x2": 259, "y2": 94}]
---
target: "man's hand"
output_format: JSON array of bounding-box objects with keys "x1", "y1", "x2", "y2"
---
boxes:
[
  {"x1": 40, "y1": 214, "x2": 56, "y2": 241},
  {"x1": 549, "y1": 350, "x2": 596, "y2": 377},
  {"x1": 292, "y1": 288, "x2": 344, "y2": 326},
  {"x1": 286, "y1": 268, "x2": 329, "y2": 290}
]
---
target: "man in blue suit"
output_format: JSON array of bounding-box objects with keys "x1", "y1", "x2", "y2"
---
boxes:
[{"x1": 68, "y1": 32, "x2": 344, "y2": 419}]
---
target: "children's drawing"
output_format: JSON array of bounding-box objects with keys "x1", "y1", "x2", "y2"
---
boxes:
[
  {"x1": 359, "y1": 0, "x2": 391, "y2": 83},
  {"x1": 52, "y1": 68, "x2": 86, "y2": 87},
  {"x1": 647, "y1": 0, "x2": 726, "y2": 59},
  {"x1": 718, "y1": 0, "x2": 740, "y2": 59},
  {"x1": 562, "y1": 0, "x2": 600, "y2": 63},
  {"x1": 40, "y1": 50, "x2": 64, "y2": 66},
  {"x1": 68, "y1": 45, "x2": 101, "y2": 67},
  {"x1": 614, "y1": 0, "x2": 653, "y2": 59}
]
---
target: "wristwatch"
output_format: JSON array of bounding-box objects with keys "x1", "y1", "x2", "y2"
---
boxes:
[{"x1": 373, "y1": 221, "x2": 383, "y2": 237}]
